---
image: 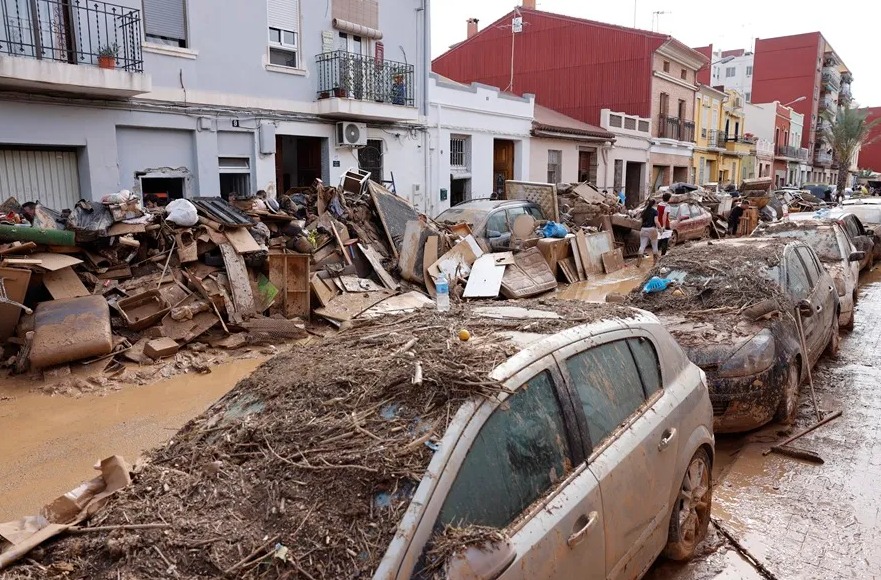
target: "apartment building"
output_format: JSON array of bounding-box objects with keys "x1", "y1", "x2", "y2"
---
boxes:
[
  {"x1": 432, "y1": 5, "x2": 707, "y2": 205},
  {"x1": 708, "y1": 49, "x2": 754, "y2": 102},
  {"x1": 0, "y1": 0, "x2": 431, "y2": 209}
]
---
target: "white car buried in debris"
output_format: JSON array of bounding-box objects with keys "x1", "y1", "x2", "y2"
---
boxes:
[{"x1": 377, "y1": 307, "x2": 715, "y2": 580}]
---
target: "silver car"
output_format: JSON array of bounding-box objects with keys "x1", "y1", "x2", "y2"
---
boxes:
[{"x1": 376, "y1": 309, "x2": 714, "y2": 579}]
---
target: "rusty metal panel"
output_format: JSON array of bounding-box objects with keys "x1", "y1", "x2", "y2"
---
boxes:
[
  {"x1": 0, "y1": 149, "x2": 80, "y2": 210},
  {"x1": 433, "y1": 9, "x2": 665, "y2": 125}
]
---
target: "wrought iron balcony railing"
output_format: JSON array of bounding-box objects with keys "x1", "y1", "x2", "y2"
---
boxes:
[
  {"x1": 0, "y1": 0, "x2": 143, "y2": 72},
  {"x1": 316, "y1": 50, "x2": 415, "y2": 107},
  {"x1": 658, "y1": 115, "x2": 695, "y2": 142}
]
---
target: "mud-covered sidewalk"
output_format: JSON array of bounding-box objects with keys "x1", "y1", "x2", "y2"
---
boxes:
[{"x1": 650, "y1": 268, "x2": 881, "y2": 579}]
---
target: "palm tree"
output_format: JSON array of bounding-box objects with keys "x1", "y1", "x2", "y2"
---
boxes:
[{"x1": 822, "y1": 104, "x2": 881, "y2": 195}]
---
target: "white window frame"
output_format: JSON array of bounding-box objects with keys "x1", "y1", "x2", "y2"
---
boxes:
[
  {"x1": 746, "y1": 65, "x2": 753, "y2": 77},
  {"x1": 725, "y1": 66, "x2": 736, "y2": 78},
  {"x1": 268, "y1": 27, "x2": 299, "y2": 69},
  {"x1": 547, "y1": 150, "x2": 562, "y2": 184}
]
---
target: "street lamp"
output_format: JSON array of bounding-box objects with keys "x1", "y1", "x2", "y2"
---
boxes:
[
  {"x1": 712, "y1": 56, "x2": 735, "y2": 66},
  {"x1": 783, "y1": 96, "x2": 807, "y2": 107}
]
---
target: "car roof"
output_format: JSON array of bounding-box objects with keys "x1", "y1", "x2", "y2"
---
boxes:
[
  {"x1": 842, "y1": 198, "x2": 881, "y2": 205},
  {"x1": 781, "y1": 212, "x2": 837, "y2": 225},
  {"x1": 444, "y1": 199, "x2": 539, "y2": 211}
]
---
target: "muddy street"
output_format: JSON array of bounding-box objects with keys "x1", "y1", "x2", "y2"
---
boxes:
[{"x1": 649, "y1": 267, "x2": 881, "y2": 579}]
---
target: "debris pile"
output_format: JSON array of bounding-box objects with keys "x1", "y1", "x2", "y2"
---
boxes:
[
  {"x1": 1, "y1": 303, "x2": 615, "y2": 578},
  {"x1": 556, "y1": 182, "x2": 622, "y2": 226}
]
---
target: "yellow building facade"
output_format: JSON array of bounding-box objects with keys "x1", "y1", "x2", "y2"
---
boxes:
[{"x1": 693, "y1": 86, "x2": 750, "y2": 188}]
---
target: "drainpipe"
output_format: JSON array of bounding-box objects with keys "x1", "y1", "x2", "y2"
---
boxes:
[{"x1": 420, "y1": 0, "x2": 432, "y2": 215}]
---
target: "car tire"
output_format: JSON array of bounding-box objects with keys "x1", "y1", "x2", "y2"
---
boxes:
[
  {"x1": 775, "y1": 359, "x2": 802, "y2": 424},
  {"x1": 669, "y1": 231, "x2": 679, "y2": 248},
  {"x1": 701, "y1": 226, "x2": 711, "y2": 240},
  {"x1": 825, "y1": 313, "x2": 840, "y2": 358},
  {"x1": 663, "y1": 448, "x2": 712, "y2": 561}
]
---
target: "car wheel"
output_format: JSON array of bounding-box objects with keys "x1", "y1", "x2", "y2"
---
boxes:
[
  {"x1": 669, "y1": 231, "x2": 679, "y2": 248},
  {"x1": 663, "y1": 448, "x2": 712, "y2": 561},
  {"x1": 825, "y1": 313, "x2": 840, "y2": 358},
  {"x1": 775, "y1": 359, "x2": 802, "y2": 424},
  {"x1": 701, "y1": 226, "x2": 711, "y2": 239}
]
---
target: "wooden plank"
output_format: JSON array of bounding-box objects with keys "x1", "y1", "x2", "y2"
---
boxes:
[
  {"x1": 559, "y1": 259, "x2": 578, "y2": 284},
  {"x1": 314, "y1": 290, "x2": 394, "y2": 322},
  {"x1": 368, "y1": 181, "x2": 420, "y2": 258},
  {"x1": 330, "y1": 221, "x2": 353, "y2": 265},
  {"x1": 224, "y1": 227, "x2": 262, "y2": 254},
  {"x1": 358, "y1": 243, "x2": 400, "y2": 291},
  {"x1": 569, "y1": 237, "x2": 586, "y2": 281},
  {"x1": 108, "y1": 222, "x2": 146, "y2": 236},
  {"x1": 422, "y1": 235, "x2": 439, "y2": 298},
  {"x1": 267, "y1": 252, "x2": 310, "y2": 319},
  {"x1": 219, "y1": 243, "x2": 256, "y2": 318},
  {"x1": 339, "y1": 275, "x2": 385, "y2": 292},
  {"x1": 575, "y1": 230, "x2": 595, "y2": 276},
  {"x1": 601, "y1": 249, "x2": 625, "y2": 274},
  {"x1": 311, "y1": 273, "x2": 338, "y2": 307},
  {"x1": 43, "y1": 266, "x2": 89, "y2": 299},
  {"x1": 242, "y1": 317, "x2": 308, "y2": 339},
  {"x1": 583, "y1": 231, "x2": 614, "y2": 275},
  {"x1": 463, "y1": 254, "x2": 506, "y2": 298},
  {"x1": 28, "y1": 253, "x2": 82, "y2": 271},
  {"x1": 428, "y1": 235, "x2": 483, "y2": 282},
  {"x1": 0, "y1": 242, "x2": 37, "y2": 255},
  {"x1": 0, "y1": 267, "x2": 31, "y2": 341},
  {"x1": 399, "y1": 220, "x2": 430, "y2": 284}
]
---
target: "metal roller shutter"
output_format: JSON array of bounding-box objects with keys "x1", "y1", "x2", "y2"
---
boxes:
[
  {"x1": 268, "y1": 0, "x2": 300, "y2": 34},
  {"x1": 143, "y1": 0, "x2": 187, "y2": 42},
  {"x1": 0, "y1": 149, "x2": 81, "y2": 210}
]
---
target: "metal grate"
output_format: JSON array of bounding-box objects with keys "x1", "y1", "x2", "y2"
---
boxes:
[
  {"x1": 315, "y1": 50, "x2": 415, "y2": 107},
  {"x1": 0, "y1": 0, "x2": 143, "y2": 71},
  {"x1": 450, "y1": 137, "x2": 466, "y2": 167}
]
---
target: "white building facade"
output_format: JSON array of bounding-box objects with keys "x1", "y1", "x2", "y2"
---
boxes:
[
  {"x1": 710, "y1": 50, "x2": 755, "y2": 102},
  {"x1": 599, "y1": 109, "x2": 652, "y2": 200}
]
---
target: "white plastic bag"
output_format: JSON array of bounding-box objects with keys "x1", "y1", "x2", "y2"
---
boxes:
[{"x1": 166, "y1": 199, "x2": 199, "y2": 227}]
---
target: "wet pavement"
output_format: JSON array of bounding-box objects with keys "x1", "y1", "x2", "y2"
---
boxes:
[
  {"x1": 648, "y1": 267, "x2": 881, "y2": 579},
  {"x1": 0, "y1": 357, "x2": 265, "y2": 521}
]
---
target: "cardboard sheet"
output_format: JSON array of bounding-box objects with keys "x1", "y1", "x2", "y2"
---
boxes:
[
  {"x1": 42, "y1": 266, "x2": 89, "y2": 299},
  {"x1": 224, "y1": 227, "x2": 262, "y2": 254},
  {"x1": 359, "y1": 291, "x2": 434, "y2": 319},
  {"x1": 463, "y1": 254, "x2": 508, "y2": 298},
  {"x1": 428, "y1": 235, "x2": 483, "y2": 282},
  {"x1": 28, "y1": 252, "x2": 82, "y2": 272}
]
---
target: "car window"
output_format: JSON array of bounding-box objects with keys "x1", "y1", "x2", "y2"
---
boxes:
[
  {"x1": 485, "y1": 211, "x2": 510, "y2": 237},
  {"x1": 628, "y1": 337, "x2": 661, "y2": 396},
  {"x1": 565, "y1": 340, "x2": 647, "y2": 448},
  {"x1": 835, "y1": 228, "x2": 853, "y2": 258},
  {"x1": 786, "y1": 252, "x2": 812, "y2": 300},
  {"x1": 689, "y1": 205, "x2": 704, "y2": 218},
  {"x1": 797, "y1": 247, "x2": 821, "y2": 283},
  {"x1": 526, "y1": 206, "x2": 544, "y2": 220},
  {"x1": 506, "y1": 207, "x2": 527, "y2": 225},
  {"x1": 437, "y1": 371, "x2": 572, "y2": 529}
]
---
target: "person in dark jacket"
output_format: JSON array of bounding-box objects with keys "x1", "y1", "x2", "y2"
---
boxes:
[
  {"x1": 636, "y1": 199, "x2": 661, "y2": 267},
  {"x1": 728, "y1": 200, "x2": 750, "y2": 236}
]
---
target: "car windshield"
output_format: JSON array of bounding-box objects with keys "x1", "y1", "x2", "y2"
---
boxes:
[
  {"x1": 759, "y1": 228, "x2": 843, "y2": 262},
  {"x1": 434, "y1": 207, "x2": 488, "y2": 226}
]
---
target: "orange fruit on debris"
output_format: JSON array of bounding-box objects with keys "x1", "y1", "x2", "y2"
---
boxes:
[{"x1": 458, "y1": 329, "x2": 472, "y2": 341}]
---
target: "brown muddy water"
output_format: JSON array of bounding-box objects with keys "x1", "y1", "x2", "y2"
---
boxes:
[
  {"x1": 0, "y1": 357, "x2": 265, "y2": 521},
  {"x1": 556, "y1": 261, "x2": 651, "y2": 303}
]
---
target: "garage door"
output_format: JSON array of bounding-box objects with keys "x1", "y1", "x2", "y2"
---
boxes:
[{"x1": 0, "y1": 149, "x2": 81, "y2": 210}]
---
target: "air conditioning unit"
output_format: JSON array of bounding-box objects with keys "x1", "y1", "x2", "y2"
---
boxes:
[{"x1": 336, "y1": 122, "x2": 367, "y2": 147}]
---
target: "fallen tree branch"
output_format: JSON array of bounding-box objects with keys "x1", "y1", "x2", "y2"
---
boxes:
[{"x1": 69, "y1": 523, "x2": 171, "y2": 533}]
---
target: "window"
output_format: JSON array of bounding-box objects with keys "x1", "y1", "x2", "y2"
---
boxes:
[
  {"x1": 786, "y1": 252, "x2": 811, "y2": 300},
  {"x1": 678, "y1": 99, "x2": 686, "y2": 120},
  {"x1": 680, "y1": 68, "x2": 687, "y2": 80},
  {"x1": 746, "y1": 65, "x2": 753, "y2": 76},
  {"x1": 745, "y1": 91, "x2": 751, "y2": 102},
  {"x1": 663, "y1": 60, "x2": 670, "y2": 73},
  {"x1": 566, "y1": 341, "x2": 647, "y2": 447},
  {"x1": 268, "y1": 0, "x2": 301, "y2": 68},
  {"x1": 526, "y1": 206, "x2": 544, "y2": 221},
  {"x1": 547, "y1": 150, "x2": 562, "y2": 184},
  {"x1": 689, "y1": 204, "x2": 704, "y2": 218},
  {"x1": 438, "y1": 371, "x2": 572, "y2": 528},
  {"x1": 218, "y1": 157, "x2": 251, "y2": 200},
  {"x1": 358, "y1": 139, "x2": 383, "y2": 183},
  {"x1": 485, "y1": 211, "x2": 510, "y2": 237},
  {"x1": 143, "y1": 0, "x2": 188, "y2": 47},
  {"x1": 659, "y1": 92, "x2": 670, "y2": 116},
  {"x1": 797, "y1": 247, "x2": 822, "y2": 284},
  {"x1": 450, "y1": 137, "x2": 466, "y2": 168},
  {"x1": 628, "y1": 338, "x2": 661, "y2": 396},
  {"x1": 725, "y1": 66, "x2": 736, "y2": 78}
]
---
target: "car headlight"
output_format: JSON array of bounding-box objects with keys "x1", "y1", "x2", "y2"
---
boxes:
[
  {"x1": 717, "y1": 330, "x2": 776, "y2": 379},
  {"x1": 833, "y1": 276, "x2": 846, "y2": 296}
]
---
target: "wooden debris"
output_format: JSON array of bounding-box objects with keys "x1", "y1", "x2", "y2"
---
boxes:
[{"x1": 219, "y1": 244, "x2": 256, "y2": 319}]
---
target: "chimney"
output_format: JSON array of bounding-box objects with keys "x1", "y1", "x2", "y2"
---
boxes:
[
  {"x1": 522, "y1": 0, "x2": 536, "y2": 9},
  {"x1": 467, "y1": 18, "x2": 479, "y2": 38}
]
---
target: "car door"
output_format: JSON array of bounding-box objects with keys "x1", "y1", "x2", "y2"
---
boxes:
[
  {"x1": 798, "y1": 245, "x2": 836, "y2": 332},
  {"x1": 690, "y1": 205, "x2": 709, "y2": 238},
  {"x1": 410, "y1": 359, "x2": 605, "y2": 580},
  {"x1": 554, "y1": 333, "x2": 679, "y2": 580},
  {"x1": 786, "y1": 247, "x2": 825, "y2": 360},
  {"x1": 672, "y1": 204, "x2": 691, "y2": 237}
]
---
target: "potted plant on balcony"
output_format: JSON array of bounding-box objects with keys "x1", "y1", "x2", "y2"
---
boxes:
[{"x1": 97, "y1": 44, "x2": 118, "y2": 70}]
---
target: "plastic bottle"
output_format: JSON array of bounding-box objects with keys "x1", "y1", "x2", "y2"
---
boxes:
[{"x1": 435, "y1": 273, "x2": 450, "y2": 312}]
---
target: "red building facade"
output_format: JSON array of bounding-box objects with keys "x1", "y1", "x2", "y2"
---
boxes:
[{"x1": 860, "y1": 107, "x2": 881, "y2": 173}]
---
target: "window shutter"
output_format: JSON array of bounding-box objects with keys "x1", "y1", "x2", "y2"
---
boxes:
[
  {"x1": 144, "y1": 0, "x2": 186, "y2": 40},
  {"x1": 268, "y1": 0, "x2": 300, "y2": 33}
]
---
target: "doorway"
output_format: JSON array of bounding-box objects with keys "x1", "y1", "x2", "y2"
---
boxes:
[
  {"x1": 358, "y1": 139, "x2": 384, "y2": 184},
  {"x1": 493, "y1": 139, "x2": 515, "y2": 198},
  {"x1": 578, "y1": 149, "x2": 597, "y2": 184},
  {"x1": 625, "y1": 162, "x2": 643, "y2": 207},
  {"x1": 672, "y1": 166, "x2": 688, "y2": 183},
  {"x1": 141, "y1": 176, "x2": 185, "y2": 205},
  {"x1": 450, "y1": 178, "x2": 470, "y2": 206},
  {"x1": 276, "y1": 136, "x2": 325, "y2": 195}
]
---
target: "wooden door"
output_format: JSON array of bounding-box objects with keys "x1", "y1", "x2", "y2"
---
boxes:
[
  {"x1": 579, "y1": 151, "x2": 592, "y2": 183},
  {"x1": 493, "y1": 140, "x2": 515, "y2": 198}
]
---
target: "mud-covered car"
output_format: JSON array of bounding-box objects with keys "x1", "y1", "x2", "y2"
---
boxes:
[
  {"x1": 665, "y1": 202, "x2": 713, "y2": 246},
  {"x1": 435, "y1": 200, "x2": 546, "y2": 250},
  {"x1": 826, "y1": 208, "x2": 880, "y2": 267},
  {"x1": 629, "y1": 239, "x2": 840, "y2": 433},
  {"x1": 753, "y1": 218, "x2": 863, "y2": 328}
]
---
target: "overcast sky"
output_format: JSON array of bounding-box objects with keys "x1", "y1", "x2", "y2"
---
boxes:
[{"x1": 430, "y1": 0, "x2": 878, "y2": 107}]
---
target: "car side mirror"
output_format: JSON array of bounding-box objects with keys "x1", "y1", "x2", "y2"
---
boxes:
[
  {"x1": 850, "y1": 251, "x2": 866, "y2": 262},
  {"x1": 446, "y1": 539, "x2": 516, "y2": 580},
  {"x1": 798, "y1": 299, "x2": 814, "y2": 318}
]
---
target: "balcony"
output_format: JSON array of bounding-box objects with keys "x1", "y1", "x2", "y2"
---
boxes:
[
  {"x1": 707, "y1": 129, "x2": 727, "y2": 148},
  {"x1": 819, "y1": 95, "x2": 837, "y2": 111},
  {"x1": 777, "y1": 144, "x2": 801, "y2": 159},
  {"x1": 658, "y1": 115, "x2": 695, "y2": 142},
  {"x1": 0, "y1": 0, "x2": 149, "y2": 97},
  {"x1": 815, "y1": 151, "x2": 833, "y2": 165},
  {"x1": 315, "y1": 51, "x2": 417, "y2": 122}
]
